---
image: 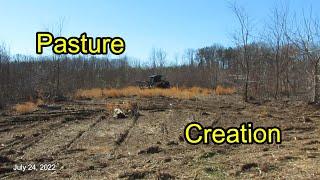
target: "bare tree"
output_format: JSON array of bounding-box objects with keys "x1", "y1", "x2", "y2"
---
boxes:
[
  {"x1": 54, "y1": 17, "x2": 65, "y2": 97},
  {"x1": 287, "y1": 8, "x2": 320, "y2": 102},
  {"x1": 149, "y1": 48, "x2": 157, "y2": 70},
  {"x1": 185, "y1": 49, "x2": 195, "y2": 66},
  {"x1": 231, "y1": 3, "x2": 253, "y2": 101},
  {"x1": 0, "y1": 44, "x2": 10, "y2": 107},
  {"x1": 156, "y1": 48, "x2": 167, "y2": 68},
  {"x1": 266, "y1": 5, "x2": 289, "y2": 98},
  {"x1": 149, "y1": 48, "x2": 167, "y2": 72}
]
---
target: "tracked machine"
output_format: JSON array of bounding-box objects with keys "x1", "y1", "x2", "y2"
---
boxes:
[{"x1": 136, "y1": 75, "x2": 170, "y2": 89}]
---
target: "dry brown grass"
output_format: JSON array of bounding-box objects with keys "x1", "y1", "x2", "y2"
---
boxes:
[
  {"x1": 13, "y1": 99, "x2": 44, "y2": 114},
  {"x1": 214, "y1": 85, "x2": 236, "y2": 95},
  {"x1": 75, "y1": 86, "x2": 215, "y2": 100}
]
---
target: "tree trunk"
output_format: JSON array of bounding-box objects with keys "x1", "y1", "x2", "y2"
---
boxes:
[
  {"x1": 314, "y1": 59, "x2": 320, "y2": 103},
  {"x1": 244, "y1": 61, "x2": 249, "y2": 102}
]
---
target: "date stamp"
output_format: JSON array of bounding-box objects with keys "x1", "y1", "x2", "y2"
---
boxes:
[{"x1": 13, "y1": 163, "x2": 56, "y2": 172}]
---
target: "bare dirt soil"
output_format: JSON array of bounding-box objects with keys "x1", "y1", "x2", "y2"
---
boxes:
[{"x1": 0, "y1": 95, "x2": 319, "y2": 179}]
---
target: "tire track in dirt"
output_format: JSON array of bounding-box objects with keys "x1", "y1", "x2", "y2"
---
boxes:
[
  {"x1": 0, "y1": 109, "x2": 100, "y2": 138},
  {"x1": 27, "y1": 114, "x2": 136, "y2": 177},
  {"x1": 0, "y1": 109, "x2": 97, "y2": 126},
  {"x1": 90, "y1": 109, "x2": 193, "y2": 179},
  {"x1": 0, "y1": 115, "x2": 51, "y2": 135},
  {"x1": 0, "y1": 109, "x2": 100, "y2": 154},
  {"x1": 114, "y1": 115, "x2": 139, "y2": 146},
  {"x1": 0, "y1": 117, "x2": 83, "y2": 179},
  {"x1": 20, "y1": 115, "x2": 100, "y2": 161},
  {"x1": 65, "y1": 114, "x2": 140, "y2": 158},
  {"x1": 51, "y1": 114, "x2": 142, "y2": 178},
  {"x1": 58, "y1": 113, "x2": 105, "y2": 153},
  {"x1": 0, "y1": 119, "x2": 62, "y2": 153},
  {"x1": 0, "y1": 109, "x2": 106, "y2": 179}
]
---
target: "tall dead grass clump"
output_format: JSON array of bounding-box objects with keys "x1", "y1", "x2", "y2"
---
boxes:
[
  {"x1": 13, "y1": 99, "x2": 44, "y2": 114},
  {"x1": 75, "y1": 86, "x2": 215, "y2": 100},
  {"x1": 214, "y1": 85, "x2": 235, "y2": 95},
  {"x1": 75, "y1": 88, "x2": 103, "y2": 99}
]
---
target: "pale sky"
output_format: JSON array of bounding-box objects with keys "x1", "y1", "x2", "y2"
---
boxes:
[{"x1": 0, "y1": 0, "x2": 319, "y2": 63}]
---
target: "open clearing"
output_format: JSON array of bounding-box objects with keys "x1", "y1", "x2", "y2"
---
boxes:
[{"x1": 0, "y1": 95, "x2": 319, "y2": 179}]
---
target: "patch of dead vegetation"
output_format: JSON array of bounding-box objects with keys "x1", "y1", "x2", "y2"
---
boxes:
[
  {"x1": 13, "y1": 99, "x2": 44, "y2": 114},
  {"x1": 214, "y1": 85, "x2": 236, "y2": 95},
  {"x1": 75, "y1": 86, "x2": 218, "y2": 100}
]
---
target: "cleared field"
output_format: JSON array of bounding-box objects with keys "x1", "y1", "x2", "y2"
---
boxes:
[{"x1": 0, "y1": 95, "x2": 319, "y2": 179}]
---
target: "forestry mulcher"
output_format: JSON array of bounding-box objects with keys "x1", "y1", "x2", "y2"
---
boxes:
[{"x1": 136, "y1": 75, "x2": 170, "y2": 89}]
